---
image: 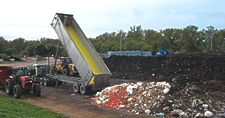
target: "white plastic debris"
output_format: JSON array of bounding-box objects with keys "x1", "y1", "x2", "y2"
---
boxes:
[
  {"x1": 127, "y1": 98, "x2": 133, "y2": 102},
  {"x1": 102, "y1": 99, "x2": 110, "y2": 104},
  {"x1": 145, "y1": 109, "x2": 151, "y2": 115},
  {"x1": 192, "y1": 99, "x2": 198, "y2": 108},
  {"x1": 195, "y1": 113, "x2": 203, "y2": 118},
  {"x1": 96, "y1": 100, "x2": 102, "y2": 105},
  {"x1": 100, "y1": 95, "x2": 108, "y2": 101},
  {"x1": 126, "y1": 85, "x2": 135, "y2": 94},
  {"x1": 204, "y1": 111, "x2": 213, "y2": 117},
  {"x1": 163, "y1": 106, "x2": 169, "y2": 110},
  {"x1": 132, "y1": 109, "x2": 136, "y2": 113},
  {"x1": 119, "y1": 105, "x2": 125, "y2": 108},
  {"x1": 164, "y1": 83, "x2": 171, "y2": 89},
  {"x1": 202, "y1": 104, "x2": 209, "y2": 109},
  {"x1": 179, "y1": 112, "x2": 188, "y2": 118},
  {"x1": 96, "y1": 92, "x2": 101, "y2": 97},
  {"x1": 136, "y1": 82, "x2": 143, "y2": 86},
  {"x1": 163, "y1": 88, "x2": 170, "y2": 94}
]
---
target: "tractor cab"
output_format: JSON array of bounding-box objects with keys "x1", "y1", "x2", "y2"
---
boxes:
[
  {"x1": 10, "y1": 67, "x2": 32, "y2": 88},
  {"x1": 56, "y1": 57, "x2": 79, "y2": 76},
  {"x1": 62, "y1": 58, "x2": 73, "y2": 67}
]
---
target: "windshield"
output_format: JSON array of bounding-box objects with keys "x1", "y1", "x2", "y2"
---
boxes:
[
  {"x1": 65, "y1": 58, "x2": 72, "y2": 64},
  {"x1": 16, "y1": 69, "x2": 28, "y2": 76},
  {"x1": 37, "y1": 66, "x2": 46, "y2": 70}
]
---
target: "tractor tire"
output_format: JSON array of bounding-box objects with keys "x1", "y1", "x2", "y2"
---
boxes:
[
  {"x1": 63, "y1": 68, "x2": 70, "y2": 76},
  {"x1": 43, "y1": 79, "x2": 48, "y2": 86},
  {"x1": 33, "y1": 83, "x2": 41, "y2": 97},
  {"x1": 13, "y1": 85, "x2": 21, "y2": 99},
  {"x1": 39, "y1": 78, "x2": 43, "y2": 85},
  {"x1": 5, "y1": 79, "x2": 13, "y2": 95},
  {"x1": 73, "y1": 84, "x2": 80, "y2": 93},
  {"x1": 80, "y1": 85, "x2": 92, "y2": 95}
]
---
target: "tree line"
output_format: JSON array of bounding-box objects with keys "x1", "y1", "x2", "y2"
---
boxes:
[
  {"x1": 0, "y1": 25, "x2": 225, "y2": 58},
  {"x1": 0, "y1": 37, "x2": 66, "y2": 58}
]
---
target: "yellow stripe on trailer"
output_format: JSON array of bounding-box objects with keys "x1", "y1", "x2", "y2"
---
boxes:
[{"x1": 65, "y1": 25, "x2": 100, "y2": 84}]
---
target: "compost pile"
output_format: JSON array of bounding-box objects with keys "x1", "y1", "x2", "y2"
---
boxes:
[
  {"x1": 103, "y1": 50, "x2": 225, "y2": 93},
  {"x1": 93, "y1": 82, "x2": 225, "y2": 117},
  {"x1": 95, "y1": 50, "x2": 225, "y2": 117}
]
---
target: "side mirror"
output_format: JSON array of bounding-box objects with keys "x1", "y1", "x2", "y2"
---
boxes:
[{"x1": 9, "y1": 76, "x2": 14, "y2": 80}]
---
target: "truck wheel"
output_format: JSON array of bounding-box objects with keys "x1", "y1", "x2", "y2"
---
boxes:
[
  {"x1": 39, "y1": 78, "x2": 43, "y2": 85},
  {"x1": 43, "y1": 79, "x2": 48, "y2": 86},
  {"x1": 80, "y1": 85, "x2": 92, "y2": 95},
  {"x1": 13, "y1": 85, "x2": 21, "y2": 99},
  {"x1": 33, "y1": 83, "x2": 41, "y2": 97},
  {"x1": 5, "y1": 79, "x2": 13, "y2": 95},
  {"x1": 63, "y1": 68, "x2": 70, "y2": 76},
  {"x1": 73, "y1": 84, "x2": 80, "y2": 93}
]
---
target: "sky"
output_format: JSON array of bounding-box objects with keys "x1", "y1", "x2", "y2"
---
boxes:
[{"x1": 0, "y1": 0, "x2": 225, "y2": 40}]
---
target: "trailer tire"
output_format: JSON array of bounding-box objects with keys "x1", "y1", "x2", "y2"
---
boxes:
[
  {"x1": 80, "y1": 85, "x2": 92, "y2": 95},
  {"x1": 5, "y1": 79, "x2": 13, "y2": 95},
  {"x1": 43, "y1": 79, "x2": 48, "y2": 86},
  {"x1": 63, "y1": 68, "x2": 70, "y2": 76},
  {"x1": 39, "y1": 78, "x2": 43, "y2": 85},
  {"x1": 33, "y1": 83, "x2": 41, "y2": 97},
  {"x1": 73, "y1": 84, "x2": 80, "y2": 93},
  {"x1": 13, "y1": 85, "x2": 21, "y2": 99}
]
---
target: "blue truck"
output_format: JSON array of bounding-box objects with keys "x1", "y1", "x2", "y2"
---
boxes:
[{"x1": 155, "y1": 50, "x2": 170, "y2": 56}]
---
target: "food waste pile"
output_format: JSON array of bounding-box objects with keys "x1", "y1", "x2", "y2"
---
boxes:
[
  {"x1": 92, "y1": 82, "x2": 225, "y2": 117},
  {"x1": 96, "y1": 50, "x2": 225, "y2": 117}
]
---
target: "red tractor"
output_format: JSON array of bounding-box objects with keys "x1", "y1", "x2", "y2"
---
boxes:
[{"x1": 0, "y1": 66, "x2": 41, "y2": 98}]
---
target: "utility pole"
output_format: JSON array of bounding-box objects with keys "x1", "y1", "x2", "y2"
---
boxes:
[
  {"x1": 120, "y1": 31, "x2": 122, "y2": 56},
  {"x1": 211, "y1": 36, "x2": 213, "y2": 51},
  {"x1": 118, "y1": 29, "x2": 123, "y2": 56}
]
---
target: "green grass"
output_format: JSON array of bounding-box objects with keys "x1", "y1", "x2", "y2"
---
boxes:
[{"x1": 0, "y1": 94, "x2": 65, "y2": 118}]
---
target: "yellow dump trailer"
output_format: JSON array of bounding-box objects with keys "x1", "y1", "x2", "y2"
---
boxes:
[{"x1": 51, "y1": 13, "x2": 111, "y2": 94}]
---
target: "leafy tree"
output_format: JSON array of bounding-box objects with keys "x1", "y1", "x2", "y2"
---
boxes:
[
  {"x1": 34, "y1": 44, "x2": 48, "y2": 56},
  {"x1": 8, "y1": 37, "x2": 26, "y2": 55},
  {"x1": 0, "y1": 37, "x2": 9, "y2": 54},
  {"x1": 181, "y1": 25, "x2": 199, "y2": 52}
]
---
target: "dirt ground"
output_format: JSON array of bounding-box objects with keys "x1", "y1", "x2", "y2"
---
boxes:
[{"x1": 0, "y1": 61, "x2": 150, "y2": 118}]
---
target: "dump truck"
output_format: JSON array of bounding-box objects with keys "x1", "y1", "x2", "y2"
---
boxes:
[
  {"x1": 0, "y1": 66, "x2": 41, "y2": 98},
  {"x1": 48, "y1": 13, "x2": 111, "y2": 94}
]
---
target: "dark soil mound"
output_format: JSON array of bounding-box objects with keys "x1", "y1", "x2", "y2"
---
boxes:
[{"x1": 103, "y1": 50, "x2": 225, "y2": 94}]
